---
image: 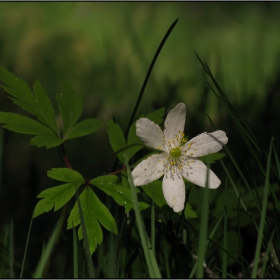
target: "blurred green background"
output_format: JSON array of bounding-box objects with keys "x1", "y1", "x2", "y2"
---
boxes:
[{"x1": 1, "y1": 2, "x2": 280, "y2": 277}]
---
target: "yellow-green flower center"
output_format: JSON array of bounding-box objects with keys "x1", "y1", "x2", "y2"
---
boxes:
[{"x1": 170, "y1": 147, "x2": 182, "y2": 158}]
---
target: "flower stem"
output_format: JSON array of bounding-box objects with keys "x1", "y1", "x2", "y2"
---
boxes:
[
  {"x1": 60, "y1": 143, "x2": 72, "y2": 169},
  {"x1": 124, "y1": 154, "x2": 162, "y2": 278}
]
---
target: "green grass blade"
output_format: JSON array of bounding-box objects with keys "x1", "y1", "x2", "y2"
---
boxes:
[
  {"x1": 196, "y1": 54, "x2": 266, "y2": 175},
  {"x1": 124, "y1": 154, "x2": 161, "y2": 278},
  {"x1": 259, "y1": 229, "x2": 275, "y2": 278},
  {"x1": 107, "y1": 232, "x2": 116, "y2": 278},
  {"x1": 20, "y1": 212, "x2": 34, "y2": 278},
  {"x1": 125, "y1": 18, "x2": 178, "y2": 137},
  {"x1": 162, "y1": 238, "x2": 171, "y2": 278},
  {"x1": 273, "y1": 145, "x2": 280, "y2": 178},
  {"x1": 196, "y1": 167, "x2": 210, "y2": 278},
  {"x1": 220, "y1": 160, "x2": 248, "y2": 212},
  {"x1": 33, "y1": 215, "x2": 64, "y2": 278},
  {"x1": 72, "y1": 226, "x2": 78, "y2": 278},
  {"x1": 113, "y1": 215, "x2": 127, "y2": 278},
  {"x1": 251, "y1": 138, "x2": 273, "y2": 278},
  {"x1": 189, "y1": 211, "x2": 224, "y2": 278}
]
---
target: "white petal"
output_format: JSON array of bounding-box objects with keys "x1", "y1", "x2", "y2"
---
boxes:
[
  {"x1": 162, "y1": 172, "x2": 185, "y2": 212},
  {"x1": 182, "y1": 130, "x2": 228, "y2": 157},
  {"x1": 181, "y1": 159, "x2": 221, "y2": 189},
  {"x1": 136, "y1": 118, "x2": 166, "y2": 151},
  {"x1": 132, "y1": 153, "x2": 166, "y2": 186},
  {"x1": 163, "y1": 103, "x2": 186, "y2": 148}
]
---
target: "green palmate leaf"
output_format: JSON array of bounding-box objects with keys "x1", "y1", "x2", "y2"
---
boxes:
[
  {"x1": 33, "y1": 183, "x2": 76, "y2": 217},
  {"x1": 0, "y1": 112, "x2": 52, "y2": 135},
  {"x1": 32, "y1": 80, "x2": 58, "y2": 132},
  {"x1": 78, "y1": 213, "x2": 101, "y2": 254},
  {"x1": 64, "y1": 118, "x2": 103, "y2": 140},
  {"x1": 107, "y1": 120, "x2": 126, "y2": 164},
  {"x1": 0, "y1": 112, "x2": 62, "y2": 148},
  {"x1": 67, "y1": 189, "x2": 102, "y2": 254},
  {"x1": 146, "y1": 107, "x2": 165, "y2": 125},
  {"x1": 184, "y1": 203, "x2": 198, "y2": 219},
  {"x1": 0, "y1": 66, "x2": 35, "y2": 112},
  {"x1": 56, "y1": 82, "x2": 83, "y2": 135},
  {"x1": 199, "y1": 152, "x2": 226, "y2": 164},
  {"x1": 30, "y1": 135, "x2": 64, "y2": 149},
  {"x1": 142, "y1": 180, "x2": 166, "y2": 208},
  {"x1": 90, "y1": 175, "x2": 133, "y2": 213},
  {"x1": 47, "y1": 168, "x2": 85, "y2": 184},
  {"x1": 90, "y1": 175, "x2": 149, "y2": 213},
  {"x1": 67, "y1": 187, "x2": 117, "y2": 254},
  {"x1": 88, "y1": 188, "x2": 118, "y2": 234},
  {"x1": 33, "y1": 168, "x2": 85, "y2": 218},
  {"x1": 90, "y1": 174, "x2": 119, "y2": 186},
  {"x1": 0, "y1": 66, "x2": 57, "y2": 133}
]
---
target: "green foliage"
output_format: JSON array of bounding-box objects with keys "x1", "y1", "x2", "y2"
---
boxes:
[
  {"x1": 107, "y1": 120, "x2": 127, "y2": 164},
  {"x1": 0, "y1": 112, "x2": 63, "y2": 148},
  {"x1": 142, "y1": 180, "x2": 166, "y2": 208},
  {"x1": 33, "y1": 168, "x2": 85, "y2": 217},
  {"x1": 56, "y1": 82, "x2": 103, "y2": 140},
  {"x1": 64, "y1": 118, "x2": 103, "y2": 140},
  {"x1": 107, "y1": 106, "x2": 165, "y2": 164},
  {"x1": 0, "y1": 66, "x2": 103, "y2": 148},
  {"x1": 139, "y1": 174, "x2": 198, "y2": 219},
  {"x1": 199, "y1": 152, "x2": 226, "y2": 164},
  {"x1": 47, "y1": 167, "x2": 85, "y2": 183},
  {"x1": 34, "y1": 183, "x2": 76, "y2": 217},
  {"x1": 124, "y1": 155, "x2": 162, "y2": 278},
  {"x1": 90, "y1": 175, "x2": 149, "y2": 213},
  {"x1": 126, "y1": 121, "x2": 143, "y2": 161},
  {"x1": 184, "y1": 202, "x2": 197, "y2": 219},
  {"x1": 1, "y1": 6, "x2": 280, "y2": 277},
  {"x1": 67, "y1": 186, "x2": 117, "y2": 254},
  {"x1": 56, "y1": 82, "x2": 83, "y2": 135},
  {"x1": 33, "y1": 216, "x2": 64, "y2": 278},
  {"x1": 0, "y1": 66, "x2": 57, "y2": 133},
  {"x1": 146, "y1": 107, "x2": 165, "y2": 125}
]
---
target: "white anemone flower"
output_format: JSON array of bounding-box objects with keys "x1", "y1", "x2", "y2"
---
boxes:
[{"x1": 131, "y1": 103, "x2": 228, "y2": 212}]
